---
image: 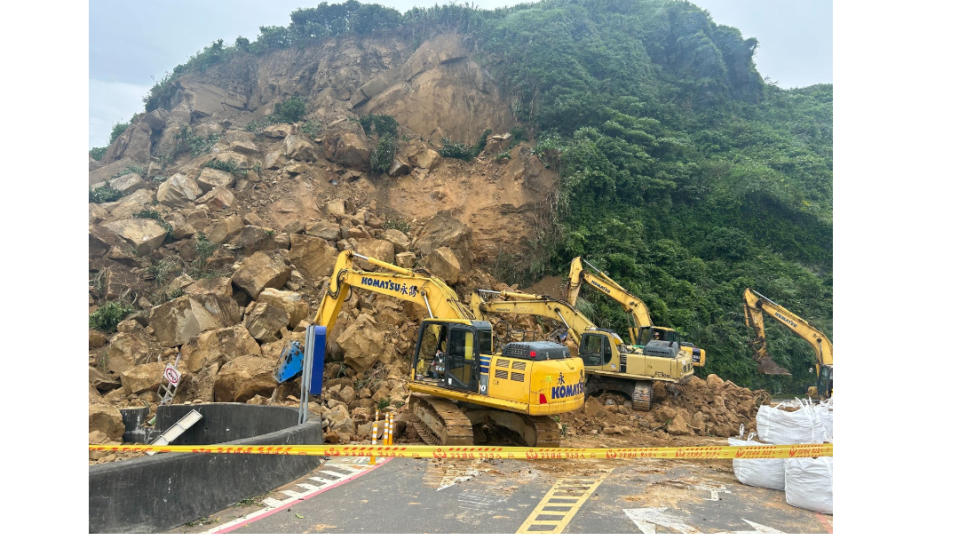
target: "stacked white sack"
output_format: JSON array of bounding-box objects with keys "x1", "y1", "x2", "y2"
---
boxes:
[
  {"x1": 753, "y1": 399, "x2": 833, "y2": 513},
  {"x1": 728, "y1": 432, "x2": 785, "y2": 490}
]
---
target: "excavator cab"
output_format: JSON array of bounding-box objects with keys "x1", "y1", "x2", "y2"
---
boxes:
[
  {"x1": 413, "y1": 319, "x2": 494, "y2": 393},
  {"x1": 636, "y1": 326, "x2": 680, "y2": 347}
]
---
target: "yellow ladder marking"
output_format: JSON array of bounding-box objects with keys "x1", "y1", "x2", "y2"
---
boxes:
[{"x1": 516, "y1": 470, "x2": 612, "y2": 534}]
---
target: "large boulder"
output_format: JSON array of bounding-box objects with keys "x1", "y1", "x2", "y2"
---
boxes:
[
  {"x1": 231, "y1": 252, "x2": 291, "y2": 299},
  {"x1": 336, "y1": 313, "x2": 388, "y2": 373},
  {"x1": 104, "y1": 332, "x2": 151, "y2": 374},
  {"x1": 103, "y1": 218, "x2": 168, "y2": 255},
  {"x1": 244, "y1": 301, "x2": 289, "y2": 343},
  {"x1": 177, "y1": 363, "x2": 219, "y2": 402},
  {"x1": 184, "y1": 276, "x2": 233, "y2": 300},
  {"x1": 229, "y1": 140, "x2": 258, "y2": 155},
  {"x1": 408, "y1": 148, "x2": 441, "y2": 171},
  {"x1": 305, "y1": 219, "x2": 341, "y2": 242},
  {"x1": 284, "y1": 135, "x2": 320, "y2": 162},
  {"x1": 196, "y1": 186, "x2": 235, "y2": 209},
  {"x1": 258, "y1": 288, "x2": 309, "y2": 329},
  {"x1": 381, "y1": 229, "x2": 411, "y2": 251},
  {"x1": 120, "y1": 362, "x2": 166, "y2": 394},
  {"x1": 148, "y1": 294, "x2": 242, "y2": 347},
  {"x1": 89, "y1": 403, "x2": 125, "y2": 442},
  {"x1": 424, "y1": 247, "x2": 462, "y2": 284},
  {"x1": 411, "y1": 211, "x2": 472, "y2": 270},
  {"x1": 330, "y1": 132, "x2": 370, "y2": 170},
  {"x1": 195, "y1": 168, "x2": 234, "y2": 192},
  {"x1": 100, "y1": 172, "x2": 147, "y2": 196},
  {"x1": 262, "y1": 123, "x2": 293, "y2": 139},
  {"x1": 289, "y1": 234, "x2": 337, "y2": 283},
  {"x1": 179, "y1": 325, "x2": 261, "y2": 373},
  {"x1": 102, "y1": 189, "x2": 155, "y2": 221},
  {"x1": 204, "y1": 215, "x2": 244, "y2": 243},
  {"x1": 157, "y1": 173, "x2": 202, "y2": 207},
  {"x1": 228, "y1": 226, "x2": 277, "y2": 255},
  {"x1": 214, "y1": 355, "x2": 277, "y2": 402},
  {"x1": 354, "y1": 238, "x2": 395, "y2": 268}
]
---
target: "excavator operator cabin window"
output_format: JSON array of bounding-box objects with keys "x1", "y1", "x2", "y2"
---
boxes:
[
  {"x1": 478, "y1": 330, "x2": 493, "y2": 355},
  {"x1": 416, "y1": 322, "x2": 446, "y2": 378},
  {"x1": 581, "y1": 333, "x2": 604, "y2": 366}
]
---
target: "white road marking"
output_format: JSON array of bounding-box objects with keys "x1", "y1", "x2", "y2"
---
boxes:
[
  {"x1": 204, "y1": 457, "x2": 382, "y2": 534},
  {"x1": 693, "y1": 483, "x2": 731, "y2": 501},
  {"x1": 623, "y1": 507, "x2": 701, "y2": 534},
  {"x1": 731, "y1": 519, "x2": 785, "y2": 534}
]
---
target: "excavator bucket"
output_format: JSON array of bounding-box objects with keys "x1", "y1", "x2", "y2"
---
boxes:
[{"x1": 756, "y1": 353, "x2": 791, "y2": 376}]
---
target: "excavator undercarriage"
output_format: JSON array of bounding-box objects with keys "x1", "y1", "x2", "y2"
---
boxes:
[{"x1": 409, "y1": 395, "x2": 562, "y2": 447}]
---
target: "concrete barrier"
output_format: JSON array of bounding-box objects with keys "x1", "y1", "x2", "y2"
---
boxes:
[{"x1": 89, "y1": 403, "x2": 324, "y2": 533}]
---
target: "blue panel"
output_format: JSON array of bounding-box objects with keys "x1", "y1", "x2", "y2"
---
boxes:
[
  {"x1": 308, "y1": 326, "x2": 326, "y2": 395},
  {"x1": 274, "y1": 341, "x2": 304, "y2": 383}
]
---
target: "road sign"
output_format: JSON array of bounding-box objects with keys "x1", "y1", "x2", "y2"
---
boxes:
[{"x1": 163, "y1": 364, "x2": 181, "y2": 386}]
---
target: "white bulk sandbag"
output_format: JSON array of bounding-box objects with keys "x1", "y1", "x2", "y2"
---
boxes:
[
  {"x1": 728, "y1": 432, "x2": 785, "y2": 490},
  {"x1": 785, "y1": 457, "x2": 833, "y2": 514},
  {"x1": 816, "y1": 398, "x2": 833, "y2": 443},
  {"x1": 757, "y1": 399, "x2": 826, "y2": 444}
]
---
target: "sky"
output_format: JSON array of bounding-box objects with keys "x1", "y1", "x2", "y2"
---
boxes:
[{"x1": 89, "y1": 0, "x2": 832, "y2": 147}]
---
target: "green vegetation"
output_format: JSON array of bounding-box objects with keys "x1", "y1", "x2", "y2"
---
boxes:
[
  {"x1": 89, "y1": 184, "x2": 123, "y2": 203},
  {"x1": 127, "y1": 0, "x2": 831, "y2": 393},
  {"x1": 301, "y1": 120, "x2": 322, "y2": 138},
  {"x1": 204, "y1": 158, "x2": 246, "y2": 175},
  {"x1": 109, "y1": 122, "x2": 129, "y2": 144},
  {"x1": 383, "y1": 215, "x2": 410, "y2": 234},
  {"x1": 370, "y1": 134, "x2": 396, "y2": 173},
  {"x1": 360, "y1": 114, "x2": 399, "y2": 174},
  {"x1": 89, "y1": 147, "x2": 107, "y2": 161},
  {"x1": 272, "y1": 95, "x2": 307, "y2": 123},
  {"x1": 89, "y1": 301, "x2": 135, "y2": 333},
  {"x1": 189, "y1": 233, "x2": 218, "y2": 278},
  {"x1": 440, "y1": 129, "x2": 492, "y2": 161},
  {"x1": 175, "y1": 127, "x2": 219, "y2": 157},
  {"x1": 359, "y1": 114, "x2": 398, "y2": 138}
]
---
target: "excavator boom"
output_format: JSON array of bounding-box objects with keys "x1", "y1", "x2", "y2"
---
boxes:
[
  {"x1": 567, "y1": 257, "x2": 706, "y2": 366},
  {"x1": 742, "y1": 288, "x2": 833, "y2": 397}
]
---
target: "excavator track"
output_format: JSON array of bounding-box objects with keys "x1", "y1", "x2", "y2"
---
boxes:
[
  {"x1": 631, "y1": 381, "x2": 652, "y2": 411},
  {"x1": 526, "y1": 415, "x2": 562, "y2": 447},
  {"x1": 410, "y1": 395, "x2": 475, "y2": 446}
]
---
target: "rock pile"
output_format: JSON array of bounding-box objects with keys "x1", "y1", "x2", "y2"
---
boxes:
[{"x1": 561, "y1": 374, "x2": 771, "y2": 442}]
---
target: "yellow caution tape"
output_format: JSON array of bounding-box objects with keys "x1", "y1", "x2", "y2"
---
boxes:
[{"x1": 89, "y1": 443, "x2": 832, "y2": 460}]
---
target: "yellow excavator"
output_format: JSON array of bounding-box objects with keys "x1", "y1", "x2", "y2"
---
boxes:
[
  {"x1": 308, "y1": 250, "x2": 585, "y2": 446},
  {"x1": 567, "y1": 257, "x2": 706, "y2": 367},
  {"x1": 471, "y1": 289, "x2": 694, "y2": 411},
  {"x1": 742, "y1": 288, "x2": 833, "y2": 399}
]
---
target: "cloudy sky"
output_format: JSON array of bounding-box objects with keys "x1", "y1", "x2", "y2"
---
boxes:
[{"x1": 89, "y1": 0, "x2": 832, "y2": 147}]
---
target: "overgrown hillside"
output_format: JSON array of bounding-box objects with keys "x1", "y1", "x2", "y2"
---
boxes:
[{"x1": 91, "y1": 0, "x2": 831, "y2": 401}]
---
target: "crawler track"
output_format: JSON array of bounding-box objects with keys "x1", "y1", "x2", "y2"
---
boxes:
[{"x1": 410, "y1": 395, "x2": 475, "y2": 445}]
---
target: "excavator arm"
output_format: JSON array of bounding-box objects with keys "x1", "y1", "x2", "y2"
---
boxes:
[
  {"x1": 743, "y1": 288, "x2": 833, "y2": 397},
  {"x1": 567, "y1": 257, "x2": 706, "y2": 366},
  {"x1": 312, "y1": 250, "x2": 474, "y2": 328},
  {"x1": 471, "y1": 289, "x2": 597, "y2": 346}
]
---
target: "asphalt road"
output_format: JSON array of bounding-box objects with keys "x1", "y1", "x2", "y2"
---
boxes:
[{"x1": 170, "y1": 454, "x2": 832, "y2": 534}]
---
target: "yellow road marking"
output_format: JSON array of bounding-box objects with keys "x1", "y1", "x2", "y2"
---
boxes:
[{"x1": 516, "y1": 469, "x2": 612, "y2": 534}]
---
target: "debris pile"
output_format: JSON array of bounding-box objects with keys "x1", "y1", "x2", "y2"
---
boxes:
[{"x1": 560, "y1": 374, "x2": 771, "y2": 445}]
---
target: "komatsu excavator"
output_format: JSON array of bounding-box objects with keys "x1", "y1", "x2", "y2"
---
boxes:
[
  {"x1": 567, "y1": 257, "x2": 706, "y2": 367},
  {"x1": 303, "y1": 250, "x2": 584, "y2": 446},
  {"x1": 742, "y1": 288, "x2": 833, "y2": 399},
  {"x1": 470, "y1": 290, "x2": 694, "y2": 411}
]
